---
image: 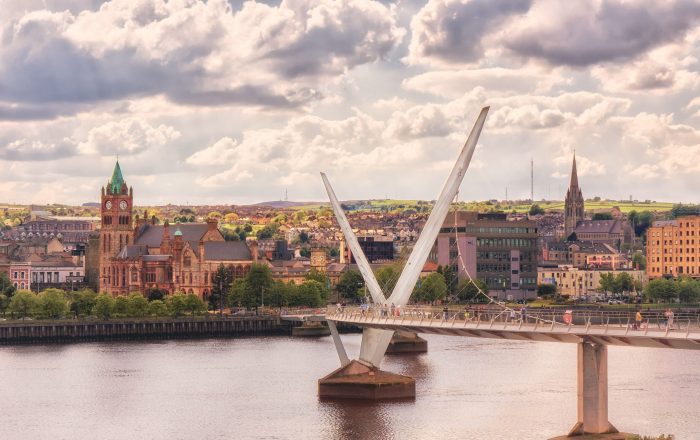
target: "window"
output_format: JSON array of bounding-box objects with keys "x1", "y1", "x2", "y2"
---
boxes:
[{"x1": 184, "y1": 255, "x2": 191, "y2": 267}]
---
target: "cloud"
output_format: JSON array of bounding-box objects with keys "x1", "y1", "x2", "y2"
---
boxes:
[
  {"x1": 504, "y1": 0, "x2": 700, "y2": 67},
  {"x1": 552, "y1": 146, "x2": 606, "y2": 178},
  {"x1": 0, "y1": 138, "x2": 76, "y2": 161},
  {"x1": 407, "y1": 0, "x2": 531, "y2": 65},
  {"x1": 402, "y1": 67, "x2": 567, "y2": 98},
  {"x1": 0, "y1": 0, "x2": 404, "y2": 113},
  {"x1": 77, "y1": 118, "x2": 180, "y2": 155}
]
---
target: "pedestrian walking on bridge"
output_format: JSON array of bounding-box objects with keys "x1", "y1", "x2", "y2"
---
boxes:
[{"x1": 635, "y1": 310, "x2": 642, "y2": 330}]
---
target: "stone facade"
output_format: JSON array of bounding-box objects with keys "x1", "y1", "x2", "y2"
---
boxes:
[{"x1": 99, "y1": 162, "x2": 256, "y2": 298}]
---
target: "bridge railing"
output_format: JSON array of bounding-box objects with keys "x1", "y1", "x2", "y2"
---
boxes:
[{"x1": 326, "y1": 305, "x2": 700, "y2": 335}]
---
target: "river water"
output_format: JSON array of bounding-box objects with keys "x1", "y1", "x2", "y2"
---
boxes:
[{"x1": 0, "y1": 334, "x2": 698, "y2": 439}]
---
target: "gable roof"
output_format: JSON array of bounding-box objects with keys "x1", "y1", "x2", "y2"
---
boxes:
[
  {"x1": 135, "y1": 223, "x2": 210, "y2": 247},
  {"x1": 574, "y1": 220, "x2": 622, "y2": 234},
  {"x1": 203, "y1": 241, "x2": 252, "y2": 261}
]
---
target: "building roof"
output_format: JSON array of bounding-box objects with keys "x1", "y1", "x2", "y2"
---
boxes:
[
  {"x1": 652, "y1": 220, "x2": 678, "y2": 227},
  {"x1": 135, "y1": 223, "x2": 210, "y2": 247},
  {"x1": 109, "y1": 160, "x2": 125, "y2": 194},
  {"x1": 203, "y1": 241, "x2": 252, "y2": 261},
  {"x1": 574, "y1": 220, "x2": 622, "y2": 234},
  {"x1": 116, "y1": 245, "x2": 148, "y2": 259}
]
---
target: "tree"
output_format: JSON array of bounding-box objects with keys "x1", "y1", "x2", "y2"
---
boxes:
[
  {"x1": 335, "y1": 270, "x2": 364, "y2": 302},
  {"x1": 246, "y1": 263, "x2": 273, "y2": 306},
  {"x1": 457, "y1": 278, "x2": 489, "y2": 303},
  {"x1": 211, "y1": 264, "x2": 233, "y2": 311},
  {"x1": 290, "y1": 281, "x2": 323, "y2": 307},
  {"x1": 614, "y1": 273, "x2": 634, "y2": 294},
  {"x1": 0, "y1": 293, "x2": 8, "y2": 316},
  {"x1": 644, "y1": 279, "x2": 677, "y2": 303},
  {"x1": 146, "y1": 288, "x2": 166, "y2": 302},
  {"x1": 537, "y1": 284, "x2": 557, "y2": 298},
  {"x1": 148, "y1": 300, "x2": 169, "y2": 317},
  {"x1": 69, "y1": 289, "x2": 98, "y2": 317},
  {"x1": 299, "y1": 248, "x2": 311, "y2": 258},
  {"x1": 440, "y1": 265, "x2": 457, "y2": 296},
  {"x1": 677, "y1": 278, "x2": 700, "y2": 303},
  {"x1": 529, "y1": 204, "x2": 545, "y2": 216},
  {"x1": 228, "y1": 279, "x2": 255, "y2": 308},
  {"x1": 114, "y1": 296, "x2": 130, "y2": 316},
  {"x1": 266, "y1": 282, "x2": 289, "y2": 308},
  {"x1": 305, "y1": 269, "x2": 329, "y2": 301},
  {"x1": 93, "y1": 294, "x2": 115, "y2": 319},
  {"x1": 0, "y1": 271, "x2": 14, "y2": 297},
  {"x1": 632, "y1": 252, "x2": 646, "y2": 270},
  {"x1": 184, "y1": 293, "x2": 206, "y2": 317},
  {"x1": 599, "y1": 273, "x2": 616, "y2": 294},
  {"x1": 567, "y1": 232, "x2": 578, "y2": 241},
  {"x1": 167, "y1": 293, "x2": 188, "y2": 317},
  {"x1": 9, "y1": 290, "x2": 38, "y2": 319},
  {"x1": 376, "y1": 265, "x2": 400, "y2": 296},
  {"x1": 127, "y1": 293, "x2": 148, "y2": 317},
  {"x1": 592, "y1": 212, "x2": 613, "y2": 220},
  {"x1": 299, "y1": 231, "x2": 309, "y2": 243},
  {"x1": 416, "y1": 273, "x2": 447, "y2": 304},
  {"x1": 38, "y1": 288, "x2": 70, "y2": 319}
]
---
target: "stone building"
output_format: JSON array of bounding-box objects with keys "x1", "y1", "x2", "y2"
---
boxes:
[
  {"x1": 99, "y1": 162, "x2": 256, "y2": 298},
  {"x1": 564, "y1": 154, "x2": 584, "y2": 239}
]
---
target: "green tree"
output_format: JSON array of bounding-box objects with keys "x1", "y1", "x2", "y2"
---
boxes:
[
  {"x1": 631, "y1": 252, "x2": 646, "y2": 270},
  {"x1": 0, "y1": 293, "x2": 8, "y2": 316},
  {"x1": 228, "y1": 279, "x2": 256, "y2": 308},
  {"x1": 266, "y1": 281, "x2": 289, "y2": 307},
  {"x1": 9, "y1": 290, "x2": 38, "y2": 319},
  {"x1": 299, "y1": 231, "x2": 309, "y2": 243},
  {"x1": 644, "y1": 279, "x2": 677, "y2": 303},
  {"x1": 93, "y1": 294, "x2": 115, "y2": 319},
  {"x1": 537, "y1": 283, "x2": 557, "y2": 298},
  {"x1": 38, "y1": 288, "x2": 70, "y2": 319},
  {"x1": 335, "y1": 270, "x2": 364, "y2": 302},
  {"x1": 592, "y1": 212, "x2": 613, "y2": 220},
  {"x1": 294, "y1": 281, "x2": 324, "y2": 307},
  {"x1": 246, "y1": 263, "x2": 273, "y2": 306},
  {"x1": 148, "y1": 300, "x2": 169, "y2": 317},
  {"x1": 376, "y1": 265, "x2": 400, "y2": 296},
  {"x1": 614, "y1": 273, "x2": 634, "y2": 294},
  {"x1": 456, "y1": 278, "x2": 489, "y2": 303},
  {"x1": 211, "y1": 264, "x2": 233, "y2": 312},
  {"x1": 599, "y1": 273, "x2": 616, "y2": 294},
  {"x1": 146, "y1": 288, "x2": 166, "y2": 302},
  {"x1": 167, "y1": 293, "x2": 188, "y2": 317},
  {"x1": 529, "y1": 204, "x2": 545, "y2": 215},
  {"x1": 184, "y1": 293, "x2": 206, "y2": 317},
  {"x1": 127, "y1": 293, "x2": 148, "y2": 317},
  {"x1": 305, "y1": 269, "x2": 329, "y2": 301},
  {"x1": 114, "y1": 296, "x2": 130, "y2": 317},
  {"x1": 69, "y1": 289, "x2": 98, "y2": 317},
  {"x1": 0, "y1": 271, "x2": 14, "y2": 297},
  {"x1": 677, "y1": 278, "x2": 700, "y2": 303},
  {"x1": 416, "y1": 273, "x2": 447, "y2": 304}
]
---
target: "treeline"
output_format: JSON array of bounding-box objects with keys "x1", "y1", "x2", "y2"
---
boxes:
[
  {"x1": 644, "y1": 278, "x2": 700, "y2": 303},
  {"x1": 0, "y1": 288, "x2": 207, "y2": 320}
]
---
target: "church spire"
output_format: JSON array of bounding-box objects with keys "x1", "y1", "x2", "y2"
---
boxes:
[
  {"x1": 569, "y1": 152, "x2": 579, "y2": 189},
  {"x1": 109, "y1": 160, "x2": 125, "y2": 194}
]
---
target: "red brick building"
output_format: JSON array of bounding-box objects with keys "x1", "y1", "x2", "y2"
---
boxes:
[{"x1": 99, "y1": 162, "x2": 257, "y2": 298}]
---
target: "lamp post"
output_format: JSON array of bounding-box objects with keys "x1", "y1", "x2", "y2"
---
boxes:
[{"x1": 219, "y1": 277, "x2": 223, "y2": 318}]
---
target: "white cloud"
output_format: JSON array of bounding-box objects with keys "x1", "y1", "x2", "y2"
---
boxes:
[{"x1": 78, "y1": 118, "x2": 180, "y2": 155}]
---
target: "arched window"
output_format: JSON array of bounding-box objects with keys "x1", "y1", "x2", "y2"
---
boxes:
[{"x1": 184, "y1": 254, "x2": 191, "y2": 267}]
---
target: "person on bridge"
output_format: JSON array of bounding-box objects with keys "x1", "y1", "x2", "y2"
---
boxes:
[
  {"x1": 443, "y1": 305, "x2": 449, "y2": 321},
  {"x1": 390, "y1": 303, "x2": 396, "y2": 317},
  {"x1": 509, "y1": 309, "x2": 516, "y2": 322},
  {"x1": 665, "y1": 308, "x2": 675, "y2": 330},
  {"x1": 635, "y1": 310, "x2": 642, "y2": 330}
]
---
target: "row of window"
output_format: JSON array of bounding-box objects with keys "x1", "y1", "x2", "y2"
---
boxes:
[{"x1": 477, "y1": 238, "x2": 536, "y2": 248}]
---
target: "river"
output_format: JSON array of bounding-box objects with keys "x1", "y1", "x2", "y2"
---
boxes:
[{"x1": 0, "y1": 334, "x2": 698, "y2": 439}]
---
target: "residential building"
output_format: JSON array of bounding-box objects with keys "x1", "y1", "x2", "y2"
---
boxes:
[
  {"x1": 646, "y1": 216, "x2": 700, "y2": 279},
  {"x1": 347, "y1": 235, "x2": 394, "y2": 264}
]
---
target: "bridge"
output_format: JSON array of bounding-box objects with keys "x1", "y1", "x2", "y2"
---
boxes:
[{"x1": 315, "y1": 106, "x2": 673, "y2": 436}]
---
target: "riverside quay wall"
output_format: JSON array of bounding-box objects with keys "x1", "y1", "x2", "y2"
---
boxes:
[{"x1": 0, "y1": 316, "x2": 290, "y2": 344}]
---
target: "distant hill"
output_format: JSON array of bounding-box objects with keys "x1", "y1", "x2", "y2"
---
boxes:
[
  {"x1": 82, "y1": 202, "x2": 100, "y2": 207},
  {"x1": 251, "y1": 201, "x2": 324, "y2": 208}
]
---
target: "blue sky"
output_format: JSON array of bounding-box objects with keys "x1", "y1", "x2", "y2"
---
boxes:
[{"x1": 1, "y1": 0, "x2": 700, "y2": 205}]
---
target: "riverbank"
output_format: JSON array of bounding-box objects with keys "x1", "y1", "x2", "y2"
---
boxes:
[{"x1": 0, "y1": 316, "x2": 288, "y2": 344}]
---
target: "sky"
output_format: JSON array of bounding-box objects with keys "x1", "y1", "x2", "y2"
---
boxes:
[{"x1": 1, "y1": 0, "x2": 700, "y2": 206}]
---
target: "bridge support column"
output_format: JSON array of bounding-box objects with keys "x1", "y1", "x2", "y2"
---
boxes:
[
  {"x1": 386, "y1": 331, "x2": 428, "y2": 354},
  {"x1": 568, "y1": 340, "x2": 618, "y2": 436},
  {"x1": 291, "y1": 321, "x2": 331, "y2": 337},
  {"x1": 318, "y1": 360, "x2": 415, "y2": 400}
]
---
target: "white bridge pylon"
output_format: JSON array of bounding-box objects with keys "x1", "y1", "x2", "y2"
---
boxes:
[{"x1": 321, "y1": 106, "x2": 489, "y2": 368}]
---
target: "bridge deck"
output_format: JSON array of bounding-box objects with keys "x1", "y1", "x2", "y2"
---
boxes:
[{"x1": 326, "y1": 306, "x2": 700, "y2": 350}]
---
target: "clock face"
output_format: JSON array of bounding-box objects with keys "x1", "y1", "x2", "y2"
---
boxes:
[
  {"x1": 120, "y1": 200, "x2": 128, "y2": 210},
  {"x1": 105, "y1": 200, "x2": 112, "y2": 209}
]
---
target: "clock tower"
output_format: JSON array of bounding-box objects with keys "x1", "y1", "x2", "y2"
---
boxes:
[{"x1": 99, "y1": 160, "x2": 134, "y2": 293}]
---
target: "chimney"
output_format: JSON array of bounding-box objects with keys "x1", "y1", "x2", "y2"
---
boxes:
[
  {"x1": 161, "y1": 221, "x2": 171, "y2": 254},
  {"x1": 250, "y1": 239, "x2": 259, "y2": 262},
  {"x1": 198, "y1": 240, "x2": 205, "y2": 262},
  {"x1": 339, "y1": 239, "x2": 346, "y2": 264},
  {"x1": 207, "y1": 217, "x2": 218, "y2": 233}
]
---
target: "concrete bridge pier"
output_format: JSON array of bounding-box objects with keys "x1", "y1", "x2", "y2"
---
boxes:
[
  {"x1": 386, "y1": 331, "x2": 428, "y2": 354},
  {"x1": 567, "y1": 340, "x2": 619, "y2": 437}
]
